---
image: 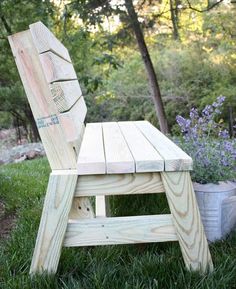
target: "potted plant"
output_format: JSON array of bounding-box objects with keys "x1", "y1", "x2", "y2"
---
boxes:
[{"x1": 176, "y1": 96, "x2": 236, "y2": 241}]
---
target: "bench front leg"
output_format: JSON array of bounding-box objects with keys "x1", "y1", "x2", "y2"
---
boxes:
[
  {"x1": 30, "y1": 173, "x2": 77, "y2": 274},
  {"x1": 161, "y1": 171, "x2": 213, "y2": 272}
]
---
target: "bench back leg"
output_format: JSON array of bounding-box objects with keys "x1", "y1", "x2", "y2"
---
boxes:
[{"x1": 161, "y1": 171, "x2": 213, "y2": 272}]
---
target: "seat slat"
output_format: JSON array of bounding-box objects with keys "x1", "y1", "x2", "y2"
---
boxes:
[
  {"x1": 135, "y1": 121, "x2": 193, "y2": 171},
  {"x1": 77, "y1": 123, "x2": 106, "y2": 175},
  {"x1": 50, "y1": 80, "x2": 82, "y2": 112},
  {"x1": 64, "y1": 214, "x2": 177, "y2": 247},
  {"x1": 118, "y1": 121, "x2": 164, "y2": 172},
  {"x1": 39, "y1": 52, "x2": 77, "y2": 83},
  {"x1": 102, "y1": 122, "x2": 135, "y2": 174},
  {"x1": 30, "y1": 21, "x2": 71, "y2": 62}
]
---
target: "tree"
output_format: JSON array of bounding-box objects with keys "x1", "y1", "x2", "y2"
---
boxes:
[
  {"x1": 65, "y1": 0, "x2": 169, "y2": 133},
  {"x1": 124, "y1": 0, "x2": 169, "y2": 133},
  {"x1": 0, "y1": 0, "x2": 57, "y2": 141}
]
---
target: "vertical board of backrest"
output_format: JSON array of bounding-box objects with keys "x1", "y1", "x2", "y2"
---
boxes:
[
  {"x1": 29, "y1": 21, "x2": 71, "y2": 62},
  {"x1": 8, "y1": 30, "x2": 77, "y2": 169},
  {"x1": 50, "y1": 80, "x2": 82, "y2": 113},
  {"x1": 59, "y1": 96, "x2": 87, "y2": 154},
  {"x1": 39, "y1": 52, "x2": 77, "y2": 83},
  {"x1": 30, "y1": 21, "x2": 87, "y2": 154}
]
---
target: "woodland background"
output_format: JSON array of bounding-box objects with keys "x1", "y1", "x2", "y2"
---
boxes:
[{"x1": 0, "y1": 0, "x2": 235, "y2": 141}]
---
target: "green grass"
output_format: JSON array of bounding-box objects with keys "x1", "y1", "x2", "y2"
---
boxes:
[{"x1": 0, "y1": 159, "x2": 236, "y2": 289}]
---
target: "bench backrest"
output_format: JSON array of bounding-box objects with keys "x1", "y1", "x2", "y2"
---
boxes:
[{"x1": 8, "y1": 22, "x2": 86, "y2": 170}]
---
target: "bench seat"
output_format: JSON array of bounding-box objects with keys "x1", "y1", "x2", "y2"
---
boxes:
[{"x1": 77, "y1": 120, "x2": 192, "y2": 175}]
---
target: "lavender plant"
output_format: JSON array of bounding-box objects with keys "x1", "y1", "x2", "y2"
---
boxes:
[{"x1": 176, "y1": 96, "x2": 236, "y2": 184}]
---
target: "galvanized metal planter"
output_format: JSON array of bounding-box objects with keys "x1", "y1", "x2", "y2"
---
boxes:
[{"x1": 194, "y1": 181, "x2": 236, "y2": 242}]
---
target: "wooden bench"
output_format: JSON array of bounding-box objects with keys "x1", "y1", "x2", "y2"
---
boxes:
[{"x1": 8, "y1": 21, "x2": 213, "y2": 274}]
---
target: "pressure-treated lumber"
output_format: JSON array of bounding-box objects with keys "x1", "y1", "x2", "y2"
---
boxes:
[
  {"x1": 95, "y1": 196, "x2": 110, "y2": 217},
  {"x1": 77, "y1": 123, "x2": 106, "y2": 175},
  {"x1": 69, "y1": 197, "x2": 94, "y2": 219},
  {"x1": 74, "y1": 173, "x2": 165, "y2": 197},
  {"x1": 102, "y1": 122, "x2": 135, "y2": 173},
  {"x1": 161, "y1": 171, "x2": 213, "y2": 272},
  {"x1": 58, "y1": 97, "x2": 86, "y2": 151},
  {"x1": 136, "y1": 121, "x2": 193, "y2": 171},
  {"x1": 30, "y1": 173, "x2": 77, "y2": 274},
  {"x1": 118, "y1": 121, "x2": 164, "y2": 172},
  {"x1": 39, "y1": 52, "x2": 77, "y2": 83},
  {"x1": 50, "y1": 80, "x2": 82, "y2": 112},
  {"x1": 64, "y1": 214, "x2": 177, "y2": 247},
  {"x1": 59, "y1": 96, "x2": 87, "y2": 126},
  {"x1": 8, "y1": 31, "x2": 77, "y2": 170},
  {"x1": 29, "y1": 21, "x2": 71, "y2": 62},
  {"x1": 9, "y1": 22, "x2": 213, "y2": 276}
]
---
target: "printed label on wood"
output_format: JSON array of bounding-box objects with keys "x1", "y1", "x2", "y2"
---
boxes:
[{"x1": 36, "y1": 114, "x2": 59, "y2": 129}]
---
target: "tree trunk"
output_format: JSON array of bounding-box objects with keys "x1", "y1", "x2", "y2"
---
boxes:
[
  {"x1": 24, "y1": 104, "x2": 40, "y2": 142},
  {"x1": 170, "y1": 0, "x2": 180, "y2": 40},
  {"x1": 125, "y1": 0, "x2": 169, "y2": 134}
]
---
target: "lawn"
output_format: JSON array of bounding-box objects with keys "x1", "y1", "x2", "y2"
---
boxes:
[{"x1": 0, "y1": 158, "x2": 236, "y2": 289}]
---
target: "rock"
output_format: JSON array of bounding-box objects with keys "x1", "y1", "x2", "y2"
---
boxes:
[
  {"x1": 0, "y1": 142, "x2": 45, "y2": 165},
  {"x1": 26, "y1": 149, "x2": 42, "y2": 160},
  {"x1": 14, "y1": 155, "x2": 27, "y2": 163}
]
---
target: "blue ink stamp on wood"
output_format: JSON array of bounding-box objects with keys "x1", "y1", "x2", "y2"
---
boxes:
[{"x1": 36, "y1": 114, "x2": 59, "y2": 129}]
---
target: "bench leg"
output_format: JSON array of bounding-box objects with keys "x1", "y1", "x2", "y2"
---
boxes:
[
  {"x1": 161, "y1": 171, "x2": 213, "y2": 272},
  {"x1": 30, "y1": 173, "x2": 77, "y2": 274},
  {"x1": 69, "y1": 197, "x2": 95, "y2": 219},
  {"x1": 95, "y1": 196, "x2": 110, "y2": 217}
]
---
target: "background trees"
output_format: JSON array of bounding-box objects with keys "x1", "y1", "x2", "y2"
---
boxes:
[{"x1": 0, "y1": 0, "x2": 235, "y2": 140}]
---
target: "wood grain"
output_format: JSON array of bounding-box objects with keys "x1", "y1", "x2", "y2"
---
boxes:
[
  {"x1": 136, "y1": 121, "x2": 193, "y2": 171},
  {"x1": 50, "y1": 80, "x2": 82, "y2": 112},
  {"x1": 69, "y1": 197, "x2": 94, "y2": 219},
  {"x1": 30, "y1": 173, "x2": 77, "y2": 274},
  {"x1": 74, "y1": 173, "x2": 165, "y2": 197},
  {"x1": 30, "y1": 21, "x2": 71, "y2": 62},
  {"x1": 59, "y1": 97, "x2": 86, "y2": 149},
  {"x1": 8, "y1": 31, "x2": 77, "y2": 169},
  {"x1": 161, "y1": 171, "x2": 213, "y2": 272},
  {"x1": 102, "y1": 122, "x2": 135, "y2": 174},
  {"x1": 39, "y1": 52, "x2": 77, "y2": 83},
  {"x1": 64, "y1": 214, "x2": 177, "y2": 247},
  {"x1": 77, "y1": 123, "x2": 106, "y2": 175},
  {"x1": 95, "y1": 196, "x2": 110, "y2": 217},
  {"x1": 118, "y1": 121, "x2": 164, "y2": 172}
]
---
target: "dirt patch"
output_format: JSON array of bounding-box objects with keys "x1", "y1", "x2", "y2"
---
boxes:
[{"x1": 0, "y1": 201, "x2": 17, "y2": 241}]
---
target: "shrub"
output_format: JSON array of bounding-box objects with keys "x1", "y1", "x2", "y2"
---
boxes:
[{"x1": 176, "y1": 96, "x2": 236, "y2": 184}]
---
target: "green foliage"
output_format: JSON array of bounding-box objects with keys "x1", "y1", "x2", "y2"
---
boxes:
[
  {"x1": 0, "y1": 112, "x2": 12, "y2": 129},
  {"x1": 0, "y1": 0, "x2": 235, "y2": 138},
  {"x1": 86, "y1": 93, "x2": 158, "y2": 126},
  {"x1": 102, "y1": 42, "x2": 236, "y2": 130},
  {"x1": 0, "y1": 0, "x2": 58, "y2": 140},
  {"x1": 1, "y1": 159, "x2": 236, "y2": 288}
]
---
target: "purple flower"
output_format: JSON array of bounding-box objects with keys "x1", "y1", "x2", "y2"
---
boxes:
[
  {"x1": 217, "y1": 95, "x2": 226, "y2": 104},
  {"x1": 202, "y1": 105, "x2": 213, "y2": 117},
  {"x1": 219, "y1": 130, "x2": 229, "y2": 139},
  {"x1": 175, "y1": 96, "x2": 235, "y2": 183},
  {"x1": 176, "y1": 115, "x2": 191, "y2": 133},
  {"x1": 190, "y1": 108, "x2": 198, "y2": 120}
]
